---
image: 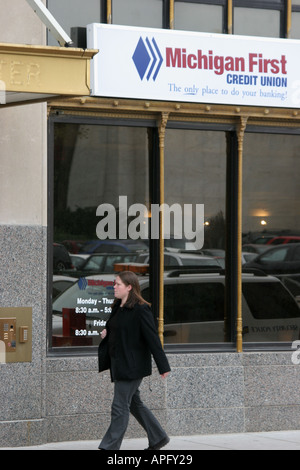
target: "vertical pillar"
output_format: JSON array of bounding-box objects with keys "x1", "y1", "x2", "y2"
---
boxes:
[
  {"x1": 107, "y1": 0, "x2": 112, "y2": 24},
  {"x1": 236, "y1": 116, "x2": 248, "y2": 353},
  {"x1": 169, "y1": 0, "x2": 174, "y2": 29},
  {"x1": 158, "y1": 112, "x2": 169, "y2": 346},
  {"x1": 225, "y1": 131, "x2": 238, "y2": 344},
  {"x1": 287, "y1": 0, "x2": 292, "y2": 38},
  {"x1": 227, "y1": 0, "x2": 233, "y2": 34}
]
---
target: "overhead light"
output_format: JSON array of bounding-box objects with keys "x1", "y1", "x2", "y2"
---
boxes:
[
  {"x1": 26, "y1": 0, "x2": 73, "y2": 47},
  {"x1": 251, "y1": 209, "x2": 271, "y2": 218},
  {"x1": 260, "y1": 220, "x2": 267, "y2": 226}
]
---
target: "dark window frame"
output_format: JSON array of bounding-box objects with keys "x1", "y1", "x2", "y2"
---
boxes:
[
  {"x1": 242, "y1": 124, "x2": 300, "y2": 351},
  {"x1": 48, "y1": 114, "x2": 159, "y2": 357},
  {"x1": 47, "y1": 115, "x2": 238, "y2": 356},
  {"x1": 47, "y1": 116, "x2": 300, "y2": 357}
]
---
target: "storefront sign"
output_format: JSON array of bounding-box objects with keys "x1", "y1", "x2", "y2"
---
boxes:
[{"x1": 87, "y1": 23, "x2": 300, "y2": 109}]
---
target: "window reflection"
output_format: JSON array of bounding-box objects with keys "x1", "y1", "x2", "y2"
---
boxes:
[
  {"x1": 242, "y1": 133, "x2": 300, "y2": 343},
  {"x1": 291, "y1": 12, "x2": 300, "y2": 39},
  {"x1": 174, "y1": 2, "x2": 224, "y2": 34},
  {"x1": 164, "y1": 128, "x2": 229, "y2": 344},
  {"x1": 112, "y1": 0, "x2": 163, "y2": 28},
  {"x1": 47, "y1": 0, "x2": 101, "y2": 45},
  {"x1": 52, "y1": 123, "x2": 150, "y2": 347},
  {"x1": 51, "y1": 123, "x2": 300, "y2": 348},
  {"x1": 234, "y1": 7, "x2": 280, "y2": 38}
]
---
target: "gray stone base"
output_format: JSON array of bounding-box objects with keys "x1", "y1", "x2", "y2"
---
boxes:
[
  {"x1": 43, "y1": 351, "x2": 300, "y2": 444},
  {"x1": 1, "y1": 351, "x2": 300, "y2": 446}
]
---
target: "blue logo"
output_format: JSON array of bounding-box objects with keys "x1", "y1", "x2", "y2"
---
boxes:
[
  {"x1": 78, "y1": 277, "x2": 88, "y2": 291},
  {"x1": 132, "y1": 37, "x2": 163, "y2": 81}
]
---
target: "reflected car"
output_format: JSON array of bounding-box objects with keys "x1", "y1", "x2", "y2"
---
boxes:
[
  {"x1": 52, "y1": 275, "x2": 115, "y2": 346},
  {"x1": 137, "y1": 252, "x2": 222, "y2": 268},
  {"x1": 251, "y1": 235, "x2": 278, "y2": 245},
  {"x1": 70, "y1": 254, "x2": 89, "y2": 270},
  {"x1": 74, "y1": 253, "x2": 140, "y2": 275},
  {"x1": 158, "y1": 272, "x2": 300, "y2": 344},
  {"x1": 242, "y1": 252, "x2": 258, "y2": 265},
  {"x1": 52, "y1": 270, "x2": 300, "y2": 346},
  {"x1": 62, "y1": 240, "x2": 85, "y2": 254},
  {"x1": 80, "y1": 240, "x2": 148, "y2": 254},
  {"x1": 267, "y1": 236, "x2": 300, "y2": 245},
  {"x1": 242, "y1": 244, "x2": 273, "y2": 255},
  {"x1": 53, "y1": 275, "x2": 77, "y2": 300},
  {"x1": 200, "y1": 249, "x2": 225, "y2": 268},
  {"x1": 244, "y1": 243, "x2": 300, "y2": 275},
  {"x1": 53, "y1": 243, "x2": 74, "y2": 272}
]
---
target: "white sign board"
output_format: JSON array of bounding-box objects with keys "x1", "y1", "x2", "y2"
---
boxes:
[{"x1": 87, "y1": 23, "x2": 300, "y2": 109}]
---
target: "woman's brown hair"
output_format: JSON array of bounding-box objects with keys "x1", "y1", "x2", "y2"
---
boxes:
[{"x1": 114, "y1": 271, "x2": 151, "y2": 309}]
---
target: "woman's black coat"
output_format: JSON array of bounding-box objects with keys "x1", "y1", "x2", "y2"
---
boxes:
[{"x1": 98, "y1": 300, "x2": 170, "y2": 381}]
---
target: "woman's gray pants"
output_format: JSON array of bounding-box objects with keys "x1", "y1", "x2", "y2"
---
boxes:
[{"x1": 99, "y1": 378, "x2": 168, "y2": 450}]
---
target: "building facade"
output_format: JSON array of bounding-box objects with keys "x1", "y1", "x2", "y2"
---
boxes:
[{"x1": 1, "y1": 0, "x2": 300, "y2": 447}]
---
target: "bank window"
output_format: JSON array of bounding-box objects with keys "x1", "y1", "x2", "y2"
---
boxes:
[
  {"x1": 233, "y1": 0, "x2": 284, "y2": 38},
  {"x1": 47, "y1": 0, "x2": 101, "y2": 45},
  {"x1": 242, "y1": 132, "x2": 300, "y2": 345},
  {"x1": 164, "y1": 128, "x2": 230, "y2": 345},
  {"x1": 51, "y1": 121, "x2": 151, "y2": 350},
  {"x1": 112, "y1": 0, "x2": 163, "y2": 28},
  {"x1": 291, "y1": 1, "x2": 300, "y2": 39},
  {"x1": 174, "y1": 1, "x2": 225, "y2": 34}
]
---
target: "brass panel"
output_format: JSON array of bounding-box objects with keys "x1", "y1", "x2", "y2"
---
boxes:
[
  {"x1": 48, "y1": 97, "x2": 300, "y2": 128},
  {"x1": 0, "y1": 308, "x2": 32, "y2": 363},
  {"x1": 0, "y1": 43, "x2": 97, "y2": 101}
]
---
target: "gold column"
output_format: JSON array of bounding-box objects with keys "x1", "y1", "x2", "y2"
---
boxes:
[
  {"x1": 287, "y1": 0, "x2": 292, "y2": 38},
  {"x1": 170, "y1": 0, "x2": 175, "y2": 29},
  {"x1": 107, "y1": 0, "x2": 112, "y2": 24},
  {"x1": 158, "y1": 112, "x2": 169, "y2": 346},
  {"x1": 236, "y1": 116, "x2": 248, "y2": 353},
  {"x1": 227, "y1": 0, "x2": 233, "y2": 35}
]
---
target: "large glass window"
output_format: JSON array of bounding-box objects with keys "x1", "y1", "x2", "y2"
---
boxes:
[
  {"x1": 174, "y1": 1, "x2": 225, "y2": 34},
  {"x1": 233, "y1": 0, "x2": 284, "y2": 38},
  {"x1": 163, "y1": 128, "x2": 229, "y2": 344},
  {"x1": 47, "y1": 0, "x2": 101, "y2": 46},
  {"x1": 112, "y1": 0, "x2": 163, "y2": 28},
  {"x1": 242, "y1": 132, "x2": 300, "y2": 344},
  {"x1": 50, "y1": 118, "x2": 300, "y2": 352},
  {"x1": 50, "y1": 122, "x2": 234, "y2": 350},
  {"x1": 51, "y1": 122, "x2": 151, "y2": 349},
  {"x1": 291, "y1": 1, "x2": 300, "y2": 39}
]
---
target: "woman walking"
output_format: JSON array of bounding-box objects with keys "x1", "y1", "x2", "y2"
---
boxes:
[{"x1": 98, "y1": 270, "x2": 171, "y2": 451}]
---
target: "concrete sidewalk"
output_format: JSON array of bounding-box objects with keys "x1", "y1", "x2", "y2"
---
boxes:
[{"x1": 2, "y1": 430, "x2": 300, "y2": 450}]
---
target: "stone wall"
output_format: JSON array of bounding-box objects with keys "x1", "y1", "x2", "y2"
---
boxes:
[{"x1": 42, "y1": 351, "x2": 300, "y2": 445}]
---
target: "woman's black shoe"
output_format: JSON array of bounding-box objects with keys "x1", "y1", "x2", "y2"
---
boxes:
[{"x1": 145, "y1": 436, "x2": 170, "y2": 450}]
